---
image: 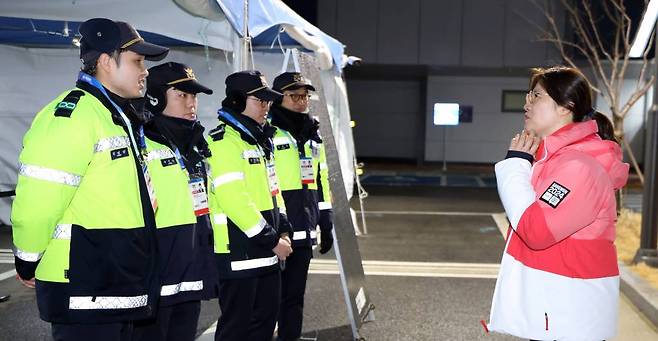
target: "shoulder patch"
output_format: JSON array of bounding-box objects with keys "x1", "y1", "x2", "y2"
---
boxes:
[
  {"x1": 209, "y1": 124, "x2": 226, "y2": 141},
  {"x1": 54, "y1": 90, "x2": 85, "y2": 118},
  {"x1": 540, "y1": 181, "x2": 571, "y2": 208}
]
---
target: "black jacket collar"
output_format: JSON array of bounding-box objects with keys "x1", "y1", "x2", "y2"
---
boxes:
[
  {"x1": 144, "y1": 115, "x2": 209, "y2": 169},
  {"x1": 219, "y1": 108, "x2": 277, "y2": 159},
  {"x1": 76, "y1": 80, "x2": 145, "y2": 127},
  {"x1": 269, "y1": 104, "x2": 321, "y2": 144}
]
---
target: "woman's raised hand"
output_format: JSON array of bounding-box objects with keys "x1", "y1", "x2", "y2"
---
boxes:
[{"x1": 509, "y1": 130, "x2": 540, "y2": 156}]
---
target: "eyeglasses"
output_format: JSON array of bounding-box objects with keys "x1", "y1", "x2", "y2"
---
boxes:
[
  {"x1": 526, "y1": 90, "x2": 546, "y2": 104},
  {"x1": 284, "y1": 93, "x2": 311, "y2": 102},
  {"x1": 247, "y1": 97, "x2": 272, "y2": 107}
]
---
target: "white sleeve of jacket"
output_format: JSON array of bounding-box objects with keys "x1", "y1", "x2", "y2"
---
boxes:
[{"x1": 494, "y1": 158, "x2": 536, "y2": 229}]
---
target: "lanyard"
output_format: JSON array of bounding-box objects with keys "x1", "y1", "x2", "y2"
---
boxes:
[
  {"x1": 218, "y1": 109, "x2": 273, "y2": 159},
  {"x1": 78, "y1": 72, "x2": 146, "y2": 159},
  {"x1": 288, "y1": 130, "x2": 308, "y2": 159},
  {"x1": 173, "y1": 147, "x2": 187, "y2": 171},
  {"x1": 151, "y1": 117, "x2": 190, "y2": 172},
  {"x1": 218, "y1": 109, "x2": 256, "y2": 141}
]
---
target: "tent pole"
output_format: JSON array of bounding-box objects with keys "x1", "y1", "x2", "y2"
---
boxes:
[{"x1": 242, "y1": 0, "x2": 250, "y2": 70}]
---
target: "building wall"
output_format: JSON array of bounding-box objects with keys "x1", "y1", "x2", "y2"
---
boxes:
[
  {"x1": 348, "y1": 79, "x2": 423, "y2": 159},
  {"x1": 425, "y1": 75, "x2": 528, "y2": 163},
  {"x1": 318, "y1": 0, "x2": 576, "y2": 163},
  {"x1": 320, "y1": 0, "x2": 648, "y2": 164},
  {"x1": 318, "y1": 0, "x2": 562, "y2": 67}
]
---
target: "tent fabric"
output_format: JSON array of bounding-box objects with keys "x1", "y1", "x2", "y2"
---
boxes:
[
  {"x1": 216, "y1": 0, "x2": 344, "y2": 71},
  {"x1": 0, "y1": 0, "x2": 237, "y2": 52},
  {"x1": 0, "y1": 47, "x2": 355, "y2": 225},
  {"x1": 0, "y1": 2, "x2": 355, "y2": 225},
  {"x1": 0, "y1": 45, "x2": 235, "y2": 224},
  {"x1": 0, "y1": 16, "x2": 195, "y2": 47}
]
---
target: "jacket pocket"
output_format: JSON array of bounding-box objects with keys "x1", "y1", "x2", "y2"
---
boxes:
[{"x1": 68, "y1": 225, "x2": 152, "y2": 294}]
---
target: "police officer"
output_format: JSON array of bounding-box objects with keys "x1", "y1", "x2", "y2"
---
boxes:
[
  {"x1": 270, "y1": 72, "x2": 334, "y2": 341},
  {"x1": 206, "y1": 70, "x2": 293, "y2": 341},
  {"x1": 130, "y1": 62, "x2": 218, "y2": 341},
  {"x1": 11, "y1": 18, "x2": 168, "y2": 341}
]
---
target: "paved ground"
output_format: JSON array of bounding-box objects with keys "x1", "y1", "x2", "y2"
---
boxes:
[{"x1": 1, "y1": 184, "x2": 657, "y2": 340}]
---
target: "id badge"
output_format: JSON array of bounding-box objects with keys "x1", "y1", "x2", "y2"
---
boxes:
[
  {"x1": 189, "y1": 177, "x2": 209, "y2": 216},
  {"x1": 266, "y1": 160, "x2": 280, "y2": 196},
  {"x1": 142, "y1": 163, "x2": 158, "y2": 212},
  {"x1": 300, "y1": 157, "x2": 315, "y2": 184}
]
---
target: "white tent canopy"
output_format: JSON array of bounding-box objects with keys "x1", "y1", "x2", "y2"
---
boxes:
[
  {"x1": 0, "y1": 0, "x2": 238, "y2": 52},
  {"x1": 0, "y1": 1, "x2": 356, "y2": 225}
]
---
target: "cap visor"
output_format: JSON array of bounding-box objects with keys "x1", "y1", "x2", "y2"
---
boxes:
[
  {"x1": 174, "y1": 80, "x2": 214, "y2": 95},
  {"x1": 127, "y1": 41, "x2": 169, "y2": 61},
  {"x1": 253, "y1": 88, "x2": 282, "y2": 101}
]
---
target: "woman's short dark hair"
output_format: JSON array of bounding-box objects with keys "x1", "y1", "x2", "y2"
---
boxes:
[{"x1": 529, "y1": 66, "x2": 616, "y2": 142}]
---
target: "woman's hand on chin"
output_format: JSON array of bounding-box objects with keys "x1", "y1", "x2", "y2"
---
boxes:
[{"x1": 509, "y1": 130, "x2": 540, "y2": 155}]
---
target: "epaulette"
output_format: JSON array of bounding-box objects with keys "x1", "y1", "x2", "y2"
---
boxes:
[
  {"x1": 209, "y1": 124, "x2": 226, "y2": 141},
  {"x1": 54, "y1": 90, "x2": 85, "y2": 118}
]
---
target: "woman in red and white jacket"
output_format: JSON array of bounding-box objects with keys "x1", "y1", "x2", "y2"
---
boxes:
[{"x1": 487, "y1": 67, "x2": 629, "y2": 341}]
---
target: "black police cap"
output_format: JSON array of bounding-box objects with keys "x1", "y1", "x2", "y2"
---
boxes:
[
  {"x1": 272, "y1": 72, "x2": 316, "y2": 93},
  {"x1": 146, "y1": 62, "x2": 213, "y2": 113},
  {"x1": 79, "y1": 18, "x2": 169, "y2": 63},
  {"x1": 148, "y1": 62, "x2": 213, "y2": 95},
  {"x1": 225, "y1": 70, "x2": 281, "y2": 101}
]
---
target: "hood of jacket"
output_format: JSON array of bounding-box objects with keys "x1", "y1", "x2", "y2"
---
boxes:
[{"x1": 535, "y1": 120, "x2": 629, "y2": 190}]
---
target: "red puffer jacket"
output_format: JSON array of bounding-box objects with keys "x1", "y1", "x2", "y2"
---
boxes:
[{"x1": 487, "y1": 120, "x2": 629, "y2": 341}]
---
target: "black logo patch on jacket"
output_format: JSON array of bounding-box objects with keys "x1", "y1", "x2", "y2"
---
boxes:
[
  {"x1": 209, "y1": 124, "x2": 226, "y2": 141},
  {"x1": 276, "y1": 143, "x2": 291, "y2": 150},
  {"x1": 248, "y1": 157, "x2": 261, "y2": 164},
  {"x1": 540, "y1": 182, "x2": 570, "y2": 208},
  {"x1": 54, "y1": 90, "x2": 85, "y2": 118},
  {"x1": 161, "y1": 157, "x2": 177, "y2": 167},
  {"x1": 110, "y1": 147, "x2": 130, "y2": 160}
]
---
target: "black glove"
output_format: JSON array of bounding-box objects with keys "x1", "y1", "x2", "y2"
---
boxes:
[
  {"x1": 15, "y1": 256, "x2": 38, "y2": 281},
  {"x1": 252, "y1": 224, "x2": 279, "y2": 251},
  {"x1": 318, "y1": 209, "x2": 334, "y2": 254},
  {"x1": 278, "y1": 212, "x2": 293, "y2": 236}
]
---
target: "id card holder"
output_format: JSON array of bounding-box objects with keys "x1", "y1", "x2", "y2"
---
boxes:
[
  {"x1": 266, "y1": 160, "x2": 280, "y2": 196},
  {"x1": 189, "y1": 177, "x2": 209, "y2": 216},
  {"x1": 142, "y1": 163, "x2": 158, "y2": 212},
  {"x1": 300, "y1": 157, "x2": 315, "y2": 184}
]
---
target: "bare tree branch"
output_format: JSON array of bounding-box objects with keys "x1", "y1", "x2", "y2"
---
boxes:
[
  {"x1": 530, "y1": 0, "x2": 603, "y2": 94},
  {"x1": 561, "y1": 0, "x2": 615, "y2": 106},
  {"x1": 614, "y1": 0, "x2": 634, "y2": 115},
  {"x1": 533, "y1": 0, "x2": 653, "y2": 181},
  {"x1": 618, "y1": 30, "x2": 656, "y2": 119},
  {"x1": 602, "y1": 0, "x2": 622, "y2": 27},
  {"x1": 619, "y1": 75, "x2": 656, "y2": 117},
  {"x1": 583, "y1": 0, "x2": 614, "y2": 65},
  {"x1": 622, "y1": 138, "x2": 644, "y2": 184}
]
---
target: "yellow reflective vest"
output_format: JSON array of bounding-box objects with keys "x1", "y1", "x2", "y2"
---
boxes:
[
  {"x1": 206, "y1": 110, "x2": 288, "y2": 279},
  {"x1": 11, "y1": 79, "x2": 158, "y2": 323},
  {"x1": 270, "y1": 123, "x2": 330, "y2": 247}
]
